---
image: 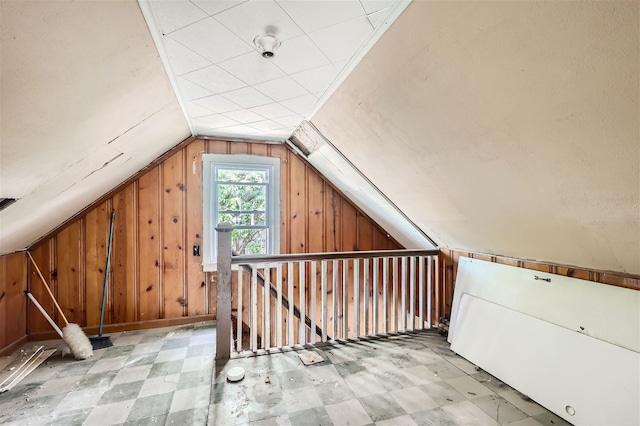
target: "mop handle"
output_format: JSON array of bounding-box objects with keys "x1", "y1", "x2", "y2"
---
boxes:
[
  {"x1": 27, "y1": 251, "x2": 69, "y2": 326},
  {"x1": 99, "y1": 210, "x2": 116, "y2": 336},
  {"x1": 24, "y1": 291, "x2": 64, "y2": 338}
]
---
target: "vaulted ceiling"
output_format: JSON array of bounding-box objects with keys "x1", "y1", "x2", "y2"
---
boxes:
[{"x1": 1, "y1": 0, "x2": 638, "y2": 275}]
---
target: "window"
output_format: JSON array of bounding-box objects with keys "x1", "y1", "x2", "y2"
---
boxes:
[{"x1": 202, "y1": 154, "x2": 280, "y2": 270}]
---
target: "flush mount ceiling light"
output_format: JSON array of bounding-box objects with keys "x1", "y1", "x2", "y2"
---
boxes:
[{"x1": 253, "y1": 33, "x2": 281, "y2": 58}]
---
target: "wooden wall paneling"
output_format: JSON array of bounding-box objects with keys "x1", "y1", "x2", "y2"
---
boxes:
[
  {"x1": 138, "y1": 168, "x2": 162, "y2": 321},
  {"x1": 249, "y1": 143, "x2": 268, "y2": 156},
  {"x1": 307, "y1": 172, "x2": 325, "y2": 253},
  {"x1": 186, "y1": 140, "x2": 206, "y2": 316},
  {"x1": 84, "y1": 202, "x2": 109, "y2": 327},
  {"x1": 554, "y1": 266, "x2": 591, "y2": 281},
  {"x1": 289, "y1": 154, "x2": 307, "y2": 338},
  {"x1": 112, "y1": 186, "x2": 137, "y2": 324},
  {"x1": 229, "y1": 141, "x2": 249, "y2": 155},
  {"x1": 1, "y1": 252, "x2": 27, "y2": 348},
  {"x1": 357, "y1": 214, "x2": 374, "y2": 252},
  {"x1": 28, "y1": 242, "x2": 55, "y2": 333},
  {"x1": 162, "y1": 151, "x2": 187, "y2": 318},
  {"x1": 324, "y1": 188, "x2": 341, "y2": 253},
  {"x1": 269, "y1": 144, "x2": 290, "y2": 254},
  {"x1": 0, "y1": 255, "x2": 6, "y2": 349},
  {"x1": 56, "y1": 222, "x2": 83, "y2": 325},
  {"x1": 341, "y1": 202, "x2": 359, "y2": 335},
  {"x1": 207, "y1": 139, "x2": 229, "y2": 155}
]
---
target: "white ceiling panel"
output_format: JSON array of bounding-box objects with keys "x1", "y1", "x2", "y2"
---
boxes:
[
  {"x1": 220, "y1": 86, "x2": 274, "y2": 108},
  {"x1": 176, "y1": 76, "x2": 213, "y2": 101},
  {"x1": 361, "y1": 0, "x2": 396, "y2": 15},
  {"x1": 140, "y1": 0, "x2": 409, "y2": 141},
  {"x1": 254, "y1": 76, "x2": 309, "y2": 102},
  {"x1": 276, "y1": 0, "x2": 365, "y2": 33},
  {"x1": 214, "y1": 0, "x2": 304, "y2": 42},
  {"x1": 218, "y1": 51, "x2": 286, "y2": 85},
  {"x1": 247, "y1": 102, "x2": 293, "y2": 120},
  {"x1": 194, "y1": 113, "x2": 239, "y2": 129},
  {"x1": 249, "y1": 120, "x2": 286, "y2": 132},
  {"x1": 291, "y1": 63, "x2": 340, "y2": 97},
  {"x1": 150, "y1": 0, "x2": 208, "y2": 34},
  {"x1": 367, "y1": 9, "x2": 390, "y2": 28},
  {"x1": 281, "y1": 94, "x2": 319, "y2": 115},
  {"x1": 183, "y1": 64, "x2": 246, "y2": 93},
  {"x1": 273, "y1": 114, "x2": 304, "y2": 128},
  {"x1": 194, "y1": 94, "x2": 242, "y2": 113},
  {"x1": 186, "y1": 101, "x2": 217, "y2": 118},
  {"x1": 310, "y1": 16, "x2": 374, "y2": 63},
  {"x1": 169, "y1": 17, "x2": 252, "y2": 63},
  {"x1": 222, "y1": 108, "x2": 265, "y2": 124},
  {"x1": 163, "y1": 37, "x2": 212, "y2": 76},
  {"x1": 270, "y1": 35, "x2": 331, "y2": 74},
  {"x1": 191, "y1": 0, "x2": 247, "y2": 16}
]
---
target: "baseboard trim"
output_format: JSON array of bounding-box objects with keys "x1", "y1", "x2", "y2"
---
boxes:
[
  {"x1": 0, "y1": 335, "x2": 28, "y2": 357},
  {"x1": 27, "y1": 315, "x2": 217, "y2": 342}
]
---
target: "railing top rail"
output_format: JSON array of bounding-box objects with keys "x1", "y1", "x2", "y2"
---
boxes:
[{"x1": 231, "y1": 248, "x2": 439, "y2": 264}]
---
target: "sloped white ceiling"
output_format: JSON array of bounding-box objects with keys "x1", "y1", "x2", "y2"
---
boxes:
[
  {"x1": 0, "y1": 0, "x2": 190, "y2": 253},
  {"x1": 312, "y1": 1, "x2": 640, "y2": 275}
]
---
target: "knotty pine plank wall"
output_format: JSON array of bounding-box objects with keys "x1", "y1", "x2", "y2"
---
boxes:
[
  {"x1": 0, "y1": 251, "x2": 28, "y2": 355},
  {"x1": 20, "y1": 138, "x2": 400, "y2": 338},
  {"x1": 437, "y1": 249, "x2": 640, "y2": 320}
]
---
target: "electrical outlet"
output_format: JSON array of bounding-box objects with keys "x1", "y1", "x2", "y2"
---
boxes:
[{"x1": 193, "y1": 245, "x2": 200, "y2": 256}]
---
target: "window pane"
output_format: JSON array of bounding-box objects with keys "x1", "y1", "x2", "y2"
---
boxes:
[
  {"x1": 217, "y1": 184, "x2": 266, "y2": 212},
  {"x1": 231, "y1": 229, "x2": 268, "y2": 255},
  {"x1": 217, "y1": 168, "x2": 267, "y2": 183},
  {"x1": 218, "y1": 212, "x2": 266, "y2": 227}
]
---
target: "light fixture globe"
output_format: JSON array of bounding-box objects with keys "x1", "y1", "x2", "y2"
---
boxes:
[{"x1": 253, "y1": 33, "x2": 281, "y2": 58}]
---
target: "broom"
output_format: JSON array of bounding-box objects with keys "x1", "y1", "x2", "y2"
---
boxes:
[
  {"x1": 89, "y1": 210, "x2": 115, "y2": 349},
  {"x1": 27, "y1": 252, "x2": 93, "y2": 360}
]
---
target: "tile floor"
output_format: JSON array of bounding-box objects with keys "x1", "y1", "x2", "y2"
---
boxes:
[{"x1": 0, "y1": 322, "x2": 568, "y2": 425}]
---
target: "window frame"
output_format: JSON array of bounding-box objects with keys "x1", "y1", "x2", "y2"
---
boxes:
[{"x1": 202, "y1": 154, "x2": 280, "y2": 271}]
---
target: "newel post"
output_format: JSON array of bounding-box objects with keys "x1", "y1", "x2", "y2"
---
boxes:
[{"x1": 215, "y1": 223, "x2": 233, "y2": 360}]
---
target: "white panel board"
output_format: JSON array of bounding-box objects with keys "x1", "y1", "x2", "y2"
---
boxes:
[
  {"x1": 451, "y1": 294, "x2": 640, "y2": 426},
  {"x1": 449, "y1": 257, "x2": 640, "y2": 352}
]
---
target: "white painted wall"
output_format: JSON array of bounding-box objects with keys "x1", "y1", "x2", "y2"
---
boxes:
[{"x1": 312, "y1": 1, "x2": 640, "y2": 275}]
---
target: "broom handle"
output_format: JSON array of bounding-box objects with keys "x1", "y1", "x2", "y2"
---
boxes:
[
  {"x1": 99, "y1": 210, "x2": 116, "y2": 336},
  {"x1": 25, "y1": 291, "x2": 64, "y2": 338},
  {"x1": 26, "y1": 251, "x2": 69, "y2": 326}
]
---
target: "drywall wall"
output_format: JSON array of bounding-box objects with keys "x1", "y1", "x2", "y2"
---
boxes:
[
  {"x1": 0, "y1": 0, "x2": 189, "y2": 254},
  {"x1": 312, "y1": 1, "x2": 640, "y2": 275}
]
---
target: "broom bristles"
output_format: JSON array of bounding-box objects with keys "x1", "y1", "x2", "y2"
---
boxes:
[{"x1": 62, "y1": 323, "x2": 94, "y2": 360}]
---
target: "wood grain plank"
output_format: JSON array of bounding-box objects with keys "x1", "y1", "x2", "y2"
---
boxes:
[
  {"x1": 289, "y1": 154, "x2": 307, "y2": 254},
  {"x1": 162, "y1": 151, "x2": 186, "y2": 318},
  {"x1": 186, "y1": 140, "x2": 206, "y2": 316},
  {"x1": 325, "y1": 188, "x2": 341, "y2": 253},
  {"x1": 84, "y1": 202, "x2": 109, "y2": 327},
  {"x1": 357, "y1": 214, "x2": 374, "y2": 252},
  {"x1": 28, "y1": 243, "x2": 55, "y2": 333},
  {"x1": 112, "y1": 186, "x2": 136, "y2": 323},
  {"x1": 56, "y1": 222, "x2": 82, "y2": 324},
  {"x1": 0, "y1": 255, "x2": 6, "y2": 348},
  {"x1": 229, "y1": 141, "x2": 249, "y2": 154},
  {"x1": 138, "y1": 168, "x2": 161, "y2": 321},
  {"x1": 3, "y1": 253, "x2": 27, "y2": 345},
  {"x1": 307, "y1": 170, "x2": 325, "y2": 253}
]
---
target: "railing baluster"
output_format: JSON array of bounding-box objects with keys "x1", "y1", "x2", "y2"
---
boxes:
[
  {"x1": 263, "y1": 263, "x2": 270, "y2": 349},
  {"x1": 427, "y1": 256, "x2": 433, "y2": 328},
  {"x1": 409, "y1": 256, "x2": 416, "y2": 331},
  {"x1": 401, "y1": 257, "x2": 407, "y2": 332},
  {"x1": 237, "y1": 267, "x2": 243, "y2": 352},
  {"x1": 354, "y1": 259, "x2": 360, "y2": 338},
  {"x1": 419, "y1": 256, "x2": 424, "y2": 330},
  {"x1": 299, "y1": 261, "x2": 305, "y2": 346},
  {"x1": 321, "y1": 260, "x2": 328, "y2": 342},
  {"x1": 383, "y1": 257, "x2": 388, "y2": 334},
  {"x1": 342, "y1": 259, "x2": 348, "y2": 339},
  {"x1": 373, "y1": 258, "x2": 379, "y2": 335},
  {"x1": 332, "y1": 259, "x2": 338, "y2": 341},
  {"x1": 393, "y1": 257, "x2": 398, "y2": 333},
  {"x1": 287, "y1": 261, "x2": 294, "y2": 346},
  {"x1": 310, "y1": 261, "x2": 316, "y2": 344},
  {"x1": 251, "y1": 264, "x2": 258, "y2": 352},
  {"x1": 276, "y1": 262, "x2": 283, "y2": 348},
  {"x1": 364, "y1": 258, "x2": 369, "y2": 336}
]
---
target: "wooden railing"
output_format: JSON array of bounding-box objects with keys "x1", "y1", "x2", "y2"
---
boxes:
[{"x1": 215, "y1": 224, "x2": 439, "y2": 358}]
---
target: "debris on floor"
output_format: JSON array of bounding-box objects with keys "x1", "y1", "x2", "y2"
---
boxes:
[
  {"x1": 0, "y1": 346, "x2": 56, "y2": 393},
  {"x1": 438, "y1": 317, "x2": 450, "y2": 336},
  {"x1": 298, "y1": 350, "x2": 324, "y2": 365}
]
